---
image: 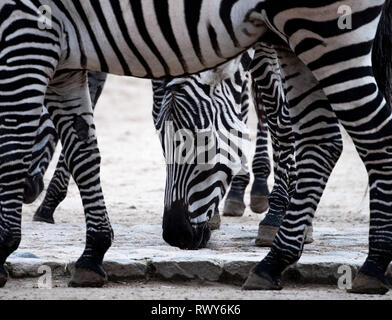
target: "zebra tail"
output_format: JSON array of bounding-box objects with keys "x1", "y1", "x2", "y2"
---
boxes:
[{"x1": 372, "y1": 0, "x2": 392, "y2": 106}]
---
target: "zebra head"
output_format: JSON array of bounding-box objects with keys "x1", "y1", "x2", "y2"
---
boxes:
[{"x1": 153, "y1": 53, "x2": 252, "y2": 249}]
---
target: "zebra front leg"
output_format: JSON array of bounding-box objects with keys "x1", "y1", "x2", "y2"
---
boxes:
[
  {"x1": 250, "y1": 122, "x2": 271, "y2": 214},
  {"x1": 0, "y1": 83, "x2": 50, "y2": 287},
  {"x1": 33, "y1": 152, "x2": 70, "y2": 224},
  {"x1": 46, "y1": 71, "x2": 113, "y2": 287},
  {"x1": 223, "y1": 171, "x2": 250, "y2": 217},
  {"x1": 249, "y1": 44, "x2": 295, "y2": 246}
]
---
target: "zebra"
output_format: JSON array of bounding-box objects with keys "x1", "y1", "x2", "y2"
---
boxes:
[
  {"x1": 27, "y1": 50, "x2": 298, "y2": 248},
  {"x1": 241, "y1": 0, "x2": 392, "y2": 295},
  {"x1": 151, "y1": 53, "x2": 256, "y2": 248},
  {"x1": 27, "y1": 65, "x2": 273, "y2": 230},
  {"x1": 0, "y1": 0, "x2": 391, "y2": 294}
]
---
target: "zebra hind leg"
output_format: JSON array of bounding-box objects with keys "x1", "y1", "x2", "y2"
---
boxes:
[
  {"x1": 33, "y1": 153, "x2": 70, "y2": 224},
  {"x1": 24, "y1": 108, "x2": 58, "y2": 204},
  {"x1": 45, "y1": 71, "x2": 113, "y2": 287},
  {"x1": 32, "y1": 72, "x2": 107, "y2": 224},
  {"x1": 246, "y1": 2, "x2": 392, "y2": 293},
  {"x1": 245, "y1": 41, "x2": 344, "y2": 289},
  {"x1": 0, "y1": 77, "x2": 49, "y2": 287}
]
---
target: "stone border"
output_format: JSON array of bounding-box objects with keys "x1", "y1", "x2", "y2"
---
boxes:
[{"x1": 6, "y1": 258, "x2": 392, "y2": 285}]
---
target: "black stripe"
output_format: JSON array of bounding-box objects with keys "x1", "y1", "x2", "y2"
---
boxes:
[
  {"x1": 154, "y1": 0, "x2": 188, "y2": 73},
  {"x1": 90, "y1": 0, "x2": 131, "y2": 74},
  {"x1": 184, "y1": 0, "x2": 205, "y2": 65},
  {"x1": 130, "y1": 0, "x2": 170, "y2": 75},
  {"x1": 71, "y1": 0, "x2": 108, "y2": 71},
  {"x1": 109, "y1": 1, "x2": 153, "y2": 77},
  {"x1": 220, "y1": 0, "x2": 240, "y2": 48}
]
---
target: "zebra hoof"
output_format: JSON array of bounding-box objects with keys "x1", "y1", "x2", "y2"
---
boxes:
[
  {"x1": 255, "y1": 225, "x2": 278, "y2": 247},
  {"x1": 348, "y1": 272, "x2": 390, "y2": 295},
  {"x1": 0, "y1": 265, "x2": 8, "y2": 288},
  {"x1": 255, "y1": 225, "x2": 314, "y2": 247},
  {"x1": 250, "y1": 195, "x2": 269, "y2": 213},
  {"x1": 242, "y1": 268, "x2": 283, "y2": 291},
  {"x1": 223, "y1": 198, "x2": 245, "y2": 217},
  {"x1": 304, "y1": 225, "x2": 314, "y2": 244},
  {"x1": 68, "y1": 268, "x2": 107, "y2": 288},
  {"x1": 23, "y1": 174, "x2": 44, "y2": 205},
  {"x1": 33, "y1": 205, "x2": 55, "y2": 224},
  {"x1": 208, "y1": 210, "x2": 221, "y2": 230}
]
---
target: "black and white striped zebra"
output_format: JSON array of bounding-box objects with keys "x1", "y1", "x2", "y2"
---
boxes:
[
  {"x1": 28, "y1": 69, "x2": 273, "y2": 229},
  {"x1": 242, "y1": 0, "x2": 392, "y2": 294},
  {"x1": 28, "y1": 55, "x2": 254, "y2": 231},
  {"x1": 151, "y1": 54, "x2": 255, "y2": 248},
  {"x1": 1, "y1": 0, "x2": 391, "y2": 294},
  {"x1": 0, "y1": 0, "x2": 264, "y2": 286}
]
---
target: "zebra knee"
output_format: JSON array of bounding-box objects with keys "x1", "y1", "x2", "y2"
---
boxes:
[{"x1": 74, "y1": 115, "x2": 90, "y2": 142}]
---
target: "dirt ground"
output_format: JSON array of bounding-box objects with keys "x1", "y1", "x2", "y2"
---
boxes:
[
  {"x1": 2, "y1": 278, "x2": 390, "y2": 300},
  {"x1": 23, "y1": 75, "x2": 370, "y2": 230}
]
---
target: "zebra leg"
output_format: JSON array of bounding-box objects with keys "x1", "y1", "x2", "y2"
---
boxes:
[
  {"x1": 33, "y1": 152, "x2": 69, "y2": 224},
  {"x1": 32, "y1": 72, "x2": 107, "y2": 224},
  {"x1": 45, "y1": 71, "x2": 113, "y2": 287},
  {"x1": 0, "y1": 78, "x2": 52, "y2": 288},
  {"x1": 0, "y1": 104, "x2": 44, "y2": 287},
  {"x1": 223, "y1": 172, "x2": 250, "y2": 217},
  {"x1": 246, "y1": 2, "x2": 391, "y2": 293},
  {"x1": 223, "y1": 64, "x2": 252, "y2": 218},
  {"x1": 0, "y1": 9, "x2": 59, "y2": 287},
  {"x1": 244, "y1": 46, "x2": 344, "y2": 290},
  {"x1": 250, "y1": 43, "x2": 296, "y2": 246},
  {"x1": 250, "y1": 122, "x2": 271, "y2": 214},
  {"x1": 23, "y1": 108, "x2": 57, "y2": 204}
]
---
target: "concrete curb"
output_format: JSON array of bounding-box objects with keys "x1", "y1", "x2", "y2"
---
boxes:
[{"x1": 5, "y1": 258, "x2": 392, "y2": 286}]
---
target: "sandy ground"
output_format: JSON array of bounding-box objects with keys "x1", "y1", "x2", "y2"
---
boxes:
[
  {"x1": 23, "y1": 75, "x2": 370, "y2": 229},
  {"x1": 2, "y1": 278, "x2": 390, "y2": 300}
]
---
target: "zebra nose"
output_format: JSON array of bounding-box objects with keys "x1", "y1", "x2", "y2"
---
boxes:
[{"x1": 162, "y1": 202, "x2": 210, "y2": 249}]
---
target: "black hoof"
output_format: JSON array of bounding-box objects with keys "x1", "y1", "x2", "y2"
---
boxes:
[
  {"x1": 348, "y1": 272, "x2": 390, "y2": 295},
  {"x1": 68, "y1": 267, "x2": 107, "y2": 288},
  {"x1": 223, "y1": 198, "x2": 245, "y2": 217},
  {"x1": 255, "y1": 225, "x2": 279, "y2": 247},
  {"x1": 208, "y1": 210, "x2": 221, "y2": 230},
  {"x1": 33, "y1": 205, "x2": 55, "y2": 224},
  {"x1": 250, "y1": 195, "x2": 269, "y2": 214},
  {"x1": 242, "y1": 267, "x2": 283, "y2": 290},
  {"x1": 0, "y1": 264, "x2": 9, "y2": 288},
  {"x1": 23, "y1": 174, "x2": 44, "y2": 204},
  {"x1": 250, "y1": 178, "x2": 270, "y2": 214}
]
